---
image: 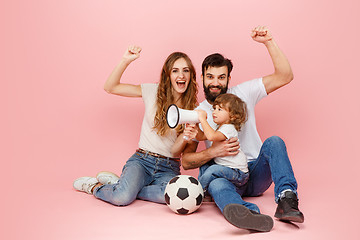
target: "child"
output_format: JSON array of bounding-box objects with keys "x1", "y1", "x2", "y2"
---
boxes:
[{"x1": 196, "y1": 93, "x2": 249, "y2": 192}]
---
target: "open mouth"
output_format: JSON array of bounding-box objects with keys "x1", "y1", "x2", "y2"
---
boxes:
[{"x1": 176, "y1": 80, "x2": 186, "y2": 88}]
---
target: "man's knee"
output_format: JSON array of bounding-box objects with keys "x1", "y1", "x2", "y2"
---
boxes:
[{"x1": 264, "y1": 136, "x2": 286, "y2": 149}]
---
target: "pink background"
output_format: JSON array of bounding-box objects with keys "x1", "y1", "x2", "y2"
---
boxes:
[{"x1": 2, "y1": 0, "x2": 360, "y2": 239}]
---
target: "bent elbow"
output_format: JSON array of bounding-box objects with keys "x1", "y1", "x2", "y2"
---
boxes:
[
  {"x1": 182, "y1": 162, "x2": 190, "y2": 170},
  {"x1": 181, "y1": 157, "x2": 191, "y2": 170},
  {"x1": 104, "y1": 86, "x2": 114, "y2": 94},
  {"x1": 171, "y1": 150, "x2": 181, "y2": 158},
  {"x1": 280, "y1": 71, "x2": 294, "y2": 87},
  {"x1": 288, "y1": 71, "x2": 294, "y2": 83},
  {"x1": 284, "y1": 67, "x2": 294, "y2": 83},
  {"x1": 206, "y1": 135, "x2": 215, "y2": 142}
]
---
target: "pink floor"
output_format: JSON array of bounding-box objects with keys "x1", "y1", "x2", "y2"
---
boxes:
[
  {"x1": 5, "y1": 161, "x2": 359, "y2": 240},
  {"x1": 3, "y1": 1, "x2": 360, "y2": 239}
]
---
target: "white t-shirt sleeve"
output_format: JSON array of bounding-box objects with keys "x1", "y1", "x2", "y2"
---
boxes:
[
  {"x1": 141, "y1": 83, "x2": 158, "y2": 106},
  {"x1": 229, "y1": 78, "x2": 267, "y2": 107},
  {"x1": 217, "y1": 124, "x2": 237, "y2": 140}
]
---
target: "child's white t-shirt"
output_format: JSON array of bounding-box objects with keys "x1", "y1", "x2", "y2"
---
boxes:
[
  {"x1": 214, "y1": 124, "x2": 248, "y2": 172},
  {"x1": 197, "y1": 78, "x2": 267, "y2": 160}
]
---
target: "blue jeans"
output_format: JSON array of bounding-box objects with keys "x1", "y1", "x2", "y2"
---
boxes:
[
  {"x1": 93, "y1": 151, "x2": 181, "y2": 206},
  {"x1": 199, "y1": 136, "x2": 298, "y2": 213},
  {"x1": 199, "y1": 164, "x2": 249, "y2": 192}
]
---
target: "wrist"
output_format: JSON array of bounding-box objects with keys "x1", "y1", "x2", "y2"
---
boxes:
[
  {"x1": 182, "y1": 133, "x2": 190, "y2": 142},
  {"x1": 120, "y1": 58, "x2": 132, "y2": 65},
  {"x1": 206, "y1": 146, "x2": 218, "y2": 159},
  {"x1": 199, "y1": 118, "x2": 207, "y2": 125},
  {"x1": 264, "y1": 38, "x2": 276, "y2": 47}
]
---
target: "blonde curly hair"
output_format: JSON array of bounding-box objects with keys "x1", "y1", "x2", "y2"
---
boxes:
[
  {"x1": 213, "y1": 93, "x2": 247, "y2": 131},
  {"x1": 153, "y1": 52, "x2": 198, "y2": 136}
]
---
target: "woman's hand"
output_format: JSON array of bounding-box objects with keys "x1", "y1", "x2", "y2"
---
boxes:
[
  {"x1": 183, "y1": 123, "x2": 198, "y2": 141},
  {"x1": 171, "y1": 124, "x2": 198, "y2": 156},
  {"x1": 123, "y1": 45, "x2": 142, "y2": 63},
  {"x1": 103, "y1": 45, "x2": 142, "y2": 97}
]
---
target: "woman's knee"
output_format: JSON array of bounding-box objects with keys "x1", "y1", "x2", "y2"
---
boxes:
[{"x1": 110, "y1": 193, "x2": 136, "y2": 206}]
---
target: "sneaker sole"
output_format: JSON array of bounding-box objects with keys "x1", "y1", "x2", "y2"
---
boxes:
[
  {"x1": 223, "y1": 204, "x2": 274, "y2": 232},
  {"x1": 274, "y1": 212, "x2": 304, "y2": 223}
]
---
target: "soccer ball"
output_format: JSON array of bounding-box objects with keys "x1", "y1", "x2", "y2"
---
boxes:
[{"x1": 164, "y1": 175, "x2": 204, "y2": 214}]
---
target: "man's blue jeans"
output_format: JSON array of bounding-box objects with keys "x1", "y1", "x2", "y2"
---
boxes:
[
  {"x1": 199, "y1": 136, "x2": 298, "y2": 213},
  {"x1": 93, "y1": 151, "x2": 181, "y2": 206}
]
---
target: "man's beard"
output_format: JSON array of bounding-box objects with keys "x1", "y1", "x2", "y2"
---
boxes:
[{"x1": 203, "y1": 82, "x2": 228, "y2": 103}]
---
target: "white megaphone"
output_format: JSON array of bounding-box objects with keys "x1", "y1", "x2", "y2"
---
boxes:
[{"x1": 166, "y1": 104, "x2": 200, "y2": 129}]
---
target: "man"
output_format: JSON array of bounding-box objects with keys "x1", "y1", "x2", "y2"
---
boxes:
[{"x1": 182, "y1": 26, "x2": 304, "y2": 232}]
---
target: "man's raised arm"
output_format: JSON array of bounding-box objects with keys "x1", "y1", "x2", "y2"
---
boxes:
[{"x1": 251, "y1": 26, "x2": 294, "y2": 94}]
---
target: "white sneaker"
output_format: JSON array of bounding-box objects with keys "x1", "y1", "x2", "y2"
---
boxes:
[
  {"x1": 96, "y1": 171, "x2": 120, "y2": 185},
  {"x1": 73, "y1": 177, "x2": 98, "y2": 194}
]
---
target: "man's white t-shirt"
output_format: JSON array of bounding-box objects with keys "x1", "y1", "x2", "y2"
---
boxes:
[
  {"x1": 215, "y1": 124, "x2": 248, "y2": 172},
  {"x1": 197, "y1": 78, "x2": 267, "y2": 160},
  {"x1": 138, "y1": 83, "x2": 178, "y2": 158}
]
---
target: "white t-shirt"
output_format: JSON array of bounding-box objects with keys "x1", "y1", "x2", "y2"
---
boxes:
[
  {"x1": 214, "y1": 124, "x2": 248, "y2": 172},
  {"x1": 197, "y1": 78, "x2": 267, "y2": 160},
  {"x1": 138, "y1": 83, "x2": 178, "y2": 158}
]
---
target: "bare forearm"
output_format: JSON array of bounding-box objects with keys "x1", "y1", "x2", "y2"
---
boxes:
[
  {"x1": 171, "y1": 134, "x2": 188, "y2": 157},
  {"x1": 265, "y1": 39, "x2": 293, "y2": 81},
  {"x1": 182, "y1": 146, "x2": 216, "y2": 170},
  {"x1": 199, "y1": 119, "x2": 216, "y2": 140},
  {"x1": 104, "y1": 59, "x2": 131, "y2": 93},
  {"x1": 103, "y1": 46, "x2": 142, "y2": 97},
  {"x1": 182, "y1": 137, "x2": 241, "y2": 170}
]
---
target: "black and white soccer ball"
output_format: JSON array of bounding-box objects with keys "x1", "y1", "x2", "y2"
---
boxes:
[{"x1": 164, "y1": 175, "x2": 204, "y2": 214}]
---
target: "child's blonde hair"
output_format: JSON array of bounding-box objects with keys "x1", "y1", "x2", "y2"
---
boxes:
[{"x1": 213, "y1": 93, "x2": 247, "y2": 131}]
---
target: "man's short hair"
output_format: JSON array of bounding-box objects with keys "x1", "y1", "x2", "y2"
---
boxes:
[{"x1": 202, "y1": 53, "x2": 233, "y2": 77}]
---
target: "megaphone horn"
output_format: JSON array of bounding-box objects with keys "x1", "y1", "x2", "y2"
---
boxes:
[{"x1": 166, "y1": 104, "x2": 200, "y2": 129}]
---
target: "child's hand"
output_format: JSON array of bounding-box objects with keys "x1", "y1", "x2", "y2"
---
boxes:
[{"x1": 196, "y1": 110, "x2": 207, "y2": 121}]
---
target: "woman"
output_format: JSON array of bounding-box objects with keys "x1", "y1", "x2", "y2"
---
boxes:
[{"x1": 73, "y1": 45, "x2": 198, "y2": 206}]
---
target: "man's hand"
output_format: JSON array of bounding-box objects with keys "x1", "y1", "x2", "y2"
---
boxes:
[
  {"x1": 123, "y1": 45, "x2": 142, "y2": 63},
  {"x1": 210, "y1": 137, "x2": 240, "y2": 158},
  {"x1": 251, "y1": 26, "x2": 273, "y2": 44}
]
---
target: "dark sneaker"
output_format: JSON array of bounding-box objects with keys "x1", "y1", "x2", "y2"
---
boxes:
[
  {"x1": 274, "y1": 191, "x2": 304, "y2": 223},
  {"x1": 223, "y1": 204, "x2": 274, "y2": 232}
]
